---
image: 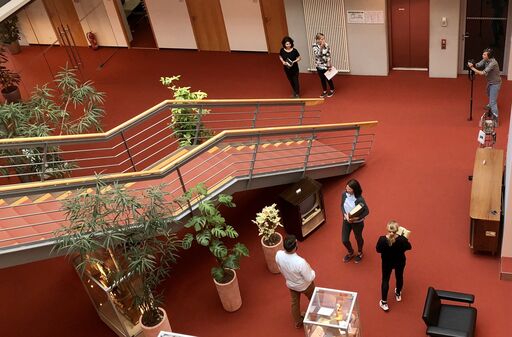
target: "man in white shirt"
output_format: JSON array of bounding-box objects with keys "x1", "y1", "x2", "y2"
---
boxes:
[{"x1": 275, "y1": 234, "x2": 316, "y2": 328}]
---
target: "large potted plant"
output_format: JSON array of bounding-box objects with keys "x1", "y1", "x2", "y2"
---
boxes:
[
  {"x1": 176, "y1": 183, "x2": 249, "y2": 312},
  {"x1": 0, "y1": 65, "x2": 104, "y2": 182},
  {"x1": 0, "y1": 46, "x2": 20, "y2": 102},
  {"x1": 252, "y1": 203, "x2": 284, "y2": 274},
  {"x1": 54, "y1": 179, "x2": 181, "y2": 337},
  {"x1": 160, "y1": 75, "x2": 212, "y2": 147},
  {"x1": 0, "y1": 15, "x2": 21, "y2": 54}
]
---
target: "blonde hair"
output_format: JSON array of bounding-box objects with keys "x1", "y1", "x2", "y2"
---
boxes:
[{"x1": 385, "y1": 220, "x2": 399, "y2": 246}]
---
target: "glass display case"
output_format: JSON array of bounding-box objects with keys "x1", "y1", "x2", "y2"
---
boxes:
[
  {"x1": 74, "y1": 255, "x2": 143, "y2": 337},
  {"x1": 158, "y1": 332, "x2": 197, "y2": 337},
  {"x1": 304, "y1": 287, "x2": 361, "y2": 337}
]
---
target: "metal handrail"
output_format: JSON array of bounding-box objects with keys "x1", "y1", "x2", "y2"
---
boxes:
[
  {"x1": 0, "y1": 121, "x2": 377, "y2": 254},
  {"x1": 0, "y1": 99, "x2": 323, "y2": 185},
  {"x1": 0, "y1": 121, "x2": 377, "y2": 197}
]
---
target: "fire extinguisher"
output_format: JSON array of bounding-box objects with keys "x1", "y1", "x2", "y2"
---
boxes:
[{"x1": 86, "y1": 32, "x2": 99, "y2": 51}]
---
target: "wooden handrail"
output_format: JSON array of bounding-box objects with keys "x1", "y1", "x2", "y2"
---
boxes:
[
  {"x1": 0, "y1": 121, "x2": 377, "y2": 194},
  {"x1": 0, "y1": 98, "x2": 324, "y2": 145}
]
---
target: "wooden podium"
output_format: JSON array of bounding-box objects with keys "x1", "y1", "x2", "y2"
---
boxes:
[{"x1": 469, "y1": 148, "x2": 503, "y2": 254}]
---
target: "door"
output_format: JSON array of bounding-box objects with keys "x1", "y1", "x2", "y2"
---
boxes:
[
  {"x1": 43, "y1": 0, "x2": 88, "y2": 47},
  {"x1": 259, "y1": 0, "x2": 288, "y2": 53},
  {"x1": 463, "y1": 0, "x2": 508, "y2": 72},
  {"x1": 186, "y1": 0, "x2": 230, "y2": 51},
  {"x1": 389, "y1": 0, "x2": 429, "y2": 69}
]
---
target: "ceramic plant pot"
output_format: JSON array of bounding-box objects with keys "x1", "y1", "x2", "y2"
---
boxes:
[
  {"x1": 140, "y1": 307, "x2": 172, "y2": 337},
  {"x1": 213, "y1": 269, "x2": 242, "y2": 312},
  {"x1": 261, "y1": 232, "x2": 283, "y2": 274}
]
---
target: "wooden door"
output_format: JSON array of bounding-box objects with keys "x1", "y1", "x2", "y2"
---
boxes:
[
  {"x1": 390, "y1": 0, "x2": 429, "y2": 68},
  {"x1": 186, "y1": 0, "x2": 230, "y2": 51},
  {"x1": 43, "y1": 0, "x2": 88, "y2": 47},
  {"x1": 259, "y1": 0, "x2": 288, "y2": 53}
]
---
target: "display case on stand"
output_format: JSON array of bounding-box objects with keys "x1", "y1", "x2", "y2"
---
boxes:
[
  {"x1": 303, "y1": 287, "x2": 361, "y2": 337},
  {"x1": 75, "y1": 256, "x2": 143, "y2": 337}
]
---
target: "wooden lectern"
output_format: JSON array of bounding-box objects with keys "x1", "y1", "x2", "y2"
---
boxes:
[{"x1": 469, "y1": 148, "x2": 503, "y2": 254}]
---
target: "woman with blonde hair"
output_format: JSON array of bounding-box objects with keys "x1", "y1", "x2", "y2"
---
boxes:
[{"x1": 376, "y1": 220, "x2": 411, "y2": 312}]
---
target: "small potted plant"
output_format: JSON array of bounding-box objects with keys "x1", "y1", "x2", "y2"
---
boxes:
[
  {"x1": 0, "y1": 15, "x2": 21, "y2": 54},
  {"x1": 0, "y1": 46, "x2": 20, "y2": 102},
  {"x1": 252, "y1": 203, "x2": 284, "y2": 273},
  {"x1": 160, "y1": 75, "x2": 212, "y2": 147},
  {"x1": 176, "y1": 183, "x2": 249, "y2": 312}
]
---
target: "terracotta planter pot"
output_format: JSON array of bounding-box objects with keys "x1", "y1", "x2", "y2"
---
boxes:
[
  {"x1": 214, "y1": 269, "x2": 242, "y2": 312},
  {"x1": 261, "y1": 232, "x2": 283, "y2": 274},
  {"x1": 140, "y1": 307, "x2": 172, "y2": 337},
  {"x1": 1, "y1": 85, "x2": 20, "y2": 103},
  {"x1": 6, "y1": 41, "x2": 20, "y2": 55}
]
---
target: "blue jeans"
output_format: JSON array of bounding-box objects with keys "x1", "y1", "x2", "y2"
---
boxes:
[{"x1": 487, "y1": 82, "x2": 501, "y2": 117}]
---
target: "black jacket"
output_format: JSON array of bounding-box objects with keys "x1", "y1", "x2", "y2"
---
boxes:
[{"x1": 376, "y1": 235, "x2": 412, "y2": 266}]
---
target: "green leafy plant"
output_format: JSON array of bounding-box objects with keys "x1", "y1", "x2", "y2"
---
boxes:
[
  {"x1": 176, "y1": 183, "x2": 249, "y2": 283},
  {"x1": 0, "y1": 15, "x2": 20, "y2": 44},
  {"x1": 0, "y1": 65, "x2": 104, "y2": 182},
  {"x1": 0, "y1": 46, "x2": 20, "y2": 90},
  {"x1": 160, "y1": 75, "x2": 212, "y2": 147},
  {"x1": 252, "y1": 203, "x2": 283, "y2": 246},
  {"x1": 54, "y1": 178, "x2": 181, "y2": 328}
]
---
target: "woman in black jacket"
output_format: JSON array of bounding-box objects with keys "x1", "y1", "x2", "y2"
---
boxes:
[
  {"x1": 376, "y1": 221, "x2": 412, "y2": 312},
  {"x1": 340, "y1": 179, "x2": 369, "y2": 263}
]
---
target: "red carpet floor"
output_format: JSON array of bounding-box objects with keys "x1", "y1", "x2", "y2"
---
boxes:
[{"x1": 1, "y1": 46, "x2": 512, "y2": 337}]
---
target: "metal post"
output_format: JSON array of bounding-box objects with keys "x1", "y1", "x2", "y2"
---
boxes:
[
  {"x1": 252, "y1": 104, "x2": 260, "y2": 128},
  {"x1": 247, "y1": 135, "x2": 261, "y2": 188},
  {"x1": 193, "y1": 106, "x2": 203, "y2": 146},
  {"x1": 346, "y1": 128, "x2": 360, "y2": 174},
  {"x1": 299, "y1": 104, "x2": 305, "y2": 125},
  {"x1": 121, "y1": 132, "x2": 137, "y2": 172},
  {"x1": 302, "y1": 132, "x2": 315, "y2": 177},
  {"x1": 41, "y1": 144, "x2": 48, "y2": 182},
  {"x1": 177, "y1": 168, "x2": 193, "y2": 215}
]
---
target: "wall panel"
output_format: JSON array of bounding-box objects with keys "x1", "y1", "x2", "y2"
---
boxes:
[
  {"x1": 220, "y1": 0, "x2": 266, "y2": 51},
  {"x1": 18, "y1": 0, "x2": 58, "y2": 45},
  {"x1": 144, "y1": 0, "x2": 196, "y2": 49}
]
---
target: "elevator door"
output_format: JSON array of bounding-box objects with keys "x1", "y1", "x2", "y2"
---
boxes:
[{"x1": 390, "y1": 0, "x2": 429, "y2": 69}]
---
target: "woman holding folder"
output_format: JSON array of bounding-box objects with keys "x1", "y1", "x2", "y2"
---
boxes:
[
  {"x1": 312, "y1": 33, "x2": 335, "y2": 98},
  {"x1": 279, "y1": 36, "x2": 302, "y2": 98},
  {"x1": 340, "y1": 179, "x2": 369, "y2": 263}
]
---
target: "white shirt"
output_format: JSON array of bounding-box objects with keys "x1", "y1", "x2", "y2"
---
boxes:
[
  {"x1": 343, "y1": 193, "x2": 356, "y2": 214},
  {"x1": 275, "y1": 250, "x2": 316, "y2": 291}
]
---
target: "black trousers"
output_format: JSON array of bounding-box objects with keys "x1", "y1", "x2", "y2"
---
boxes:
[
  {"x1": 342, "y1": 220, "x2": 364, "y2": 254},
  {"x1": 381, "y1": 262, "x2": 405, "y2": 301},
  {"x1": 316, "y1": 67, "x2": 334, "y2": 92},
  {"x1": 285, "y1": 69, "x2": 300, "y2": 95}
]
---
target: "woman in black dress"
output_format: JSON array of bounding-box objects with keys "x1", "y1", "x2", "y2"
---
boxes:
[
  {"x1": 376, "y1": 220, "x2": 412, "y2": 312},
  {"x1": 279, "y1": 36, "x2": 302, "y2": 98}
]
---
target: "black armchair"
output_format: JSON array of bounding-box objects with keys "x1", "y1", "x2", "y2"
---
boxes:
[{"x1": 422, "y1": 287, "x2": 477, "y2": 337}]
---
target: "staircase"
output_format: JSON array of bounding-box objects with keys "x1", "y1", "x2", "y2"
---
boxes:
[{"x1": 0, "y1": 99, "x2": 377, "y2": 268}]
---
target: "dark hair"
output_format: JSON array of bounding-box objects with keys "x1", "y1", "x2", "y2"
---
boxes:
[
  {"x1": 281, "y1": 36, "x2": 294, "y2": 48},
  {"x1": 284, "y1": 234, "x2": 297, "y2": 252},
  {"x1": 347, "y1": 179, "x2": 363, "y2": 198},
  {"x1": 484, "y1": 48, "x2": 494, "y2": 58}
]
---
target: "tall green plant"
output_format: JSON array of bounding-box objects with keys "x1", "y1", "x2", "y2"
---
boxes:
[
  {"x1": 0, "y1": 15, "x2": 20, "y2": 44},
  {"x1": 0, "y1": 65, "x2": 104, "y2": 181},
  {"x1": 54, "y1": 178, "x2": 181, "y2": 327},
  {"x1": 160, "y1": 75, "x2": 212, "y2": 147},
  {"x1": 176, "y1": 183, "x2": 249, "y2": 283},
  {"x1": 0, "y1": 46, "x2": 20, "y2": 90}
]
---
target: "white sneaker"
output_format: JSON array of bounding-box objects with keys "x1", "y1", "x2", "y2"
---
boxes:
[
  {"x1": 379, "y1": 300, "x2": 389, "y2": 311},
  {"x1": 395, "y1": 288, "x2": 402, "y2": 302}
]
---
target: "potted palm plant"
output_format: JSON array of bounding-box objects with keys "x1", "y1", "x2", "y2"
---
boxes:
[
  {"x1": 252, "y1": 203, "x2": 284, "y2": 273},
  {"x1": 176, "y1": 183, "x2": 249, "y2": 312},
  {"x1": 0, "y1": 46, "x2": 20, "y2": 102},
  {"x1": 160, "y1": 75, "x2": 212, "y2": 147},
  {"x1": 0, "y1": 15, "x2": 21, "y2": 54},
  {"x1": 54, "y1": 179, "x2": 181, "y2": 337},
  {"x1": 0, "y1": 65, "x2": 104, "y2": 182}
]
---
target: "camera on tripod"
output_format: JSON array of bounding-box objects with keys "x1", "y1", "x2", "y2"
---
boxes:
[{"x1": 466, "y1": 59, "x2": 476, "y2": 79}]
